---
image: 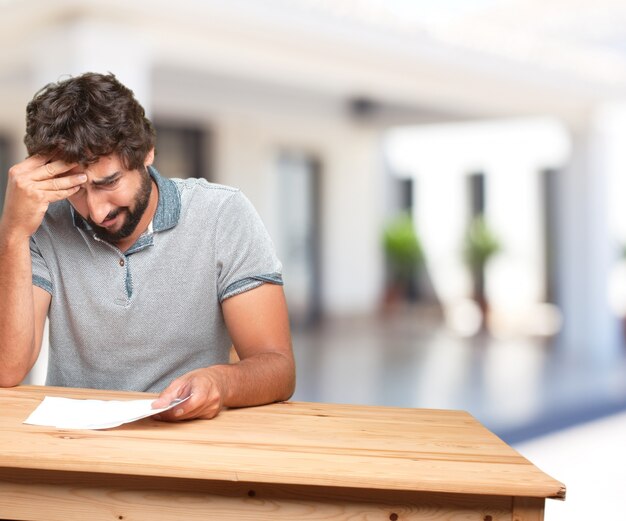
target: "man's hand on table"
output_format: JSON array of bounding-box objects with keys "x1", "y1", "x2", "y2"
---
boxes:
[{"x1": 152, "y1": 368, "x2": 226, "y2": 421}]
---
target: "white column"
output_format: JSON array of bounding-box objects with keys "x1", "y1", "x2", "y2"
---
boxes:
[
  {"x1": 556, "y1": 113, "x2": 622, "y2": 364},
  {"x1": 321, "y1": 128, "x2": 386, "y2": 315},
  {"x1": 416, "y1": 165, "x2": 470, "y2": 304},
  {"x1": 487, "y1": 161, "x2": 544, "y2": 313}
]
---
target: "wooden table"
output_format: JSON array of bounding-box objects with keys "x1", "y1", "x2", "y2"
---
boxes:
[{"x1": 0, "y1": 385, "x2": 564, "y2": 520}]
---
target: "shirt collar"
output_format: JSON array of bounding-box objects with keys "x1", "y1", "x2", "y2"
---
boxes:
[
  {"x1": 149, "y1": 166, "x2": 181, "y2": 232},
  {"x1": 70, "y1": 165, "x2": 181, "y2": 233}
]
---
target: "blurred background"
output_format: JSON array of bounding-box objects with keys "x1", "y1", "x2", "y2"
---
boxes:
[{"x1": 2, "y1": 0, "x2": 626, "y2": 517}]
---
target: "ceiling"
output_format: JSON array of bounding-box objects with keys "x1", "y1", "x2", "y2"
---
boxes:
[
  {"x1": 294, "y1": 0, "x2": 626, "y2": 88},
  {"x1": 1, "y1": 0, "x2": 625, "y2": 127}
]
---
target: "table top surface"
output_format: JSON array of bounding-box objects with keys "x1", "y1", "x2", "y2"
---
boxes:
[{"x1": 0, "y1": 385, "x2": 565, "y2": 499}]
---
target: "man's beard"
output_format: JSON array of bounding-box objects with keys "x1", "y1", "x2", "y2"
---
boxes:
[{"x1": 89, "y1": 169, "x2": 153, "y2": 244}]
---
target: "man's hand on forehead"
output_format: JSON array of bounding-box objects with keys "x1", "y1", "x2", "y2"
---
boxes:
[{"x1": 1, "y1": 154, "x2": 87, "y2": 238}]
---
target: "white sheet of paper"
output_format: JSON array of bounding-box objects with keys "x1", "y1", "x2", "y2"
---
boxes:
[{"x1": 23, "y1": 395, "x2": 192, "y2": 430}]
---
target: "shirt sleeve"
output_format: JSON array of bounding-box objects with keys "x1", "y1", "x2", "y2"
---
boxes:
[
  {"x1": 30, "y1": 236, "x2": 53, "y2": 295},
  {"x1": 215, "y1": 190, "x2": 283, "y2": 302}
]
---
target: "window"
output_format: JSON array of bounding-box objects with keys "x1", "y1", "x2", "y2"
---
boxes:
[{"x1": 153, "y1": 123, "x2": 210, "y2": 180}]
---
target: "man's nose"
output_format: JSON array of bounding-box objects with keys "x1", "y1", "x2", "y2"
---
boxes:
[{"x1": 86, "y1": 190, "x2": 113, "y2": 224}]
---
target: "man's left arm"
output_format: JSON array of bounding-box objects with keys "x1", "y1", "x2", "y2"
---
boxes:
[{"x1": 153, "y1": 283, "x2": 295, "y2": 420}]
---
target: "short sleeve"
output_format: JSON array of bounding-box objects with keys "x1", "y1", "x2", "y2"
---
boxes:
[
  {"x1": 215, "y1": 190, "x2": 283, "y2": 302},
  {"x1": 30, "y1": 236, "x2": 53, "y2": 294}
]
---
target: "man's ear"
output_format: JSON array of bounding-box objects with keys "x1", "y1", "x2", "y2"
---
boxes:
[{"x1": 144, "y1": 148, "x2": 155, "y2": 167}]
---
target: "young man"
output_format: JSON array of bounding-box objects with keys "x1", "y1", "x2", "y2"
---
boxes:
[{"x1": 0, "y1": 72, "x2": 295, "y2": 421}]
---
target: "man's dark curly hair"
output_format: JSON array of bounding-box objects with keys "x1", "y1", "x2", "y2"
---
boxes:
[{"x1": 24, "y1": 72, "x2": 155, "y2": 170}]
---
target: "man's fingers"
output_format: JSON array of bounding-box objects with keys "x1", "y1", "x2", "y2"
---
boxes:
[
  {"x1": 45, "y1": 162, "x2": 56, "y2": 176},
  {"x1": 15, "y1": 154, "x2": 53, "y2": 172},
  {"x1": 157, "y1": 405, "x2": 191, "y2": 421},
  {"x1": 156, "y1": 395, "x2": 202, "y2": 421},
  {"x1": 152, "y1": 393, "x2": 175, "y2": 409},
  {"x1": 47, "y1": 185, "x2": 83, "y2": 202},
  {"x1": 33, "y1": 159, "x2": 78, "y2": 181},
  {"x1": 41, "y1": 173, "x2": 86, "y2": 192},
  {"x1": 152, "y1": 381, "x2": 187, "y2": 409}
]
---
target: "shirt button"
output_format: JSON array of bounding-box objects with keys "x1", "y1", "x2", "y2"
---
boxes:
[{"x1": 119, "y1": 259, "x2": 125, "y2": 267}]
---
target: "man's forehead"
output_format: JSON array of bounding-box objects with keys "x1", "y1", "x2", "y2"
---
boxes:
[{"x1": 69, "y1": 156, "x2": 123, "y2": 179}]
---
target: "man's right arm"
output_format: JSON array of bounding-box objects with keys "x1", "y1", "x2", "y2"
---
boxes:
[
  {"x1": 0, "y1": 156, "x2": 85, "y2": 387},
  {"x1": 0, "y1": 232, "x2": 50, "y2": 386}
]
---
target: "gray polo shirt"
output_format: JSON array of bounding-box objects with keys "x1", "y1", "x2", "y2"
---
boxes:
[{"x1": 29, "y1": 167, "x2": 282, "y2": 392}]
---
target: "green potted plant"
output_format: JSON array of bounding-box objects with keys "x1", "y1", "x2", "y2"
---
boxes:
[
  {"x1": 382, "y1": 213, "x2": 424, "y2": 307},
  {"x1": 463, "y1": 215, "x2": 501, "y2": 314}
]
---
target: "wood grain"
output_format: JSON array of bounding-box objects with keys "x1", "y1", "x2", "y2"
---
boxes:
[
  {"x1": 513, "y1": 497, "x2": 546, "y2": 521},
  {"x1": 0, "y1": 468, "x2": 516, "y2": 521},
  {"x1": 0, "y1": 385, "x2": 564, "y2": 520}
]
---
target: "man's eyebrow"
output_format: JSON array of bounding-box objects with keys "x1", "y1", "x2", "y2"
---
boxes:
[{"x1": 91, "y1": 171, "x2": 122, "y2": 186}]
